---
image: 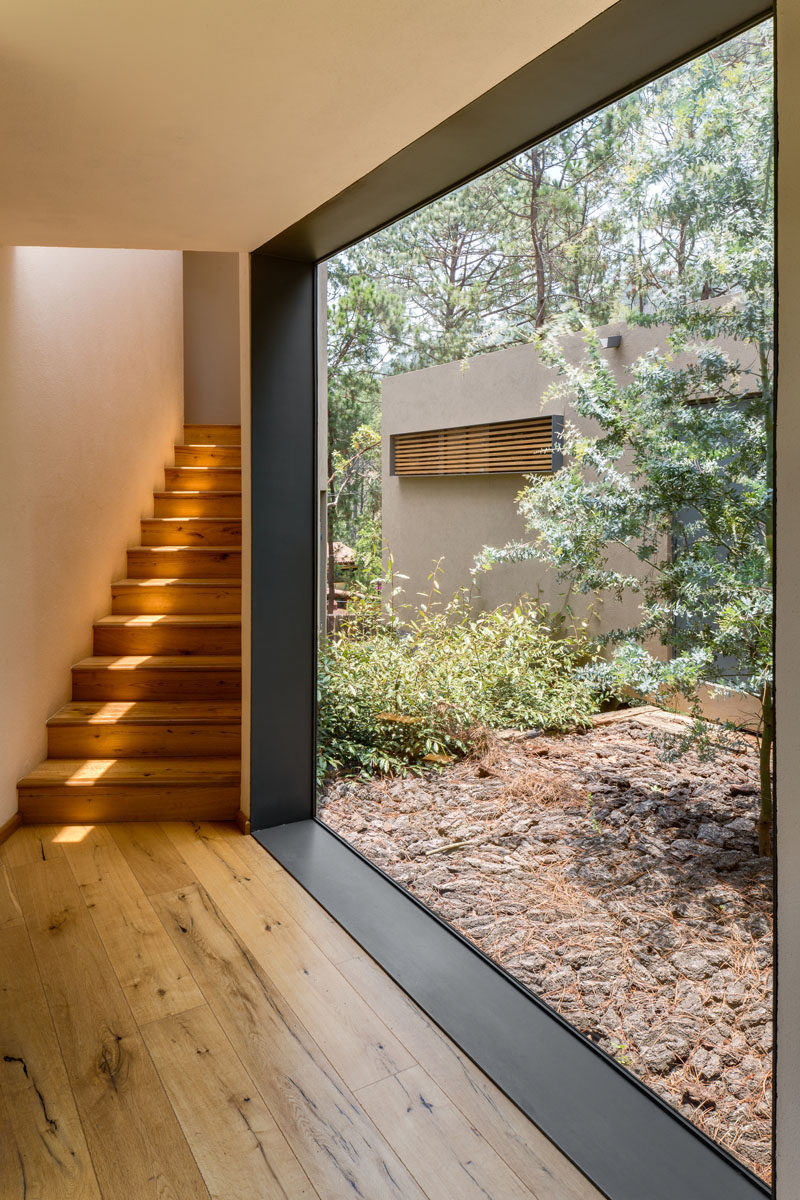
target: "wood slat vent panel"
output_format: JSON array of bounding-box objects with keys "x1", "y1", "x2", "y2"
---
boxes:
[{"x1": 391, "y1": 416, "x2": 562, "y2": 476}]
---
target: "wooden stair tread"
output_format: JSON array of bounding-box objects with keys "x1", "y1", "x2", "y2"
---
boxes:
[
  {"x1": 19, "y1": 758, "x2": 241, "y2": 787},
  {"x1": 73, "y1": 656, "x2": 241, "y2": 670},
  {"x1": 48, "y1": 702, "x2": 242, "y2": 725},
  {"x1": 141, "y1": 518, "x2": 242, "y2": 524},
  {"x1": 95, "y1": 614, "x2": 241, "y2": 627},
  {"x1": 112, "y1": 577, "x2": 242, "y2": 587},
  {"x1": 153, "y1": 491, "x2": 242, "y2": 498},
  {"x1": 130, "y1": 545, "x2": 242, "y2": 552}
]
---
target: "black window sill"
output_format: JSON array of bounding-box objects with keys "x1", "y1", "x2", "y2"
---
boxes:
[{"x1": 254, "y1": 818, "x2": 769, "y2": 1200}]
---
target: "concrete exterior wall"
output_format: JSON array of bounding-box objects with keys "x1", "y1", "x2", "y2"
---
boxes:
[
  {"x1": 183, "y1": 251, "x2": 241, "y2": 424},
  {"x1": 0, "y1": 246, "x2": 184, "y2": 826},
  {"x1": 382, "y1": 318, "x2": 754, "y2": 640}
]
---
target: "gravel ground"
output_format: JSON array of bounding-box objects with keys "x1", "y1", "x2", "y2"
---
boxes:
[{"x1": 319, "y1": 707, "x2": 773, "y2": 1183}]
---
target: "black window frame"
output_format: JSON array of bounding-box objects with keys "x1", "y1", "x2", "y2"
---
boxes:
[{"x1": 249, "y1": 2, "x2": 774, "y2": 1195}]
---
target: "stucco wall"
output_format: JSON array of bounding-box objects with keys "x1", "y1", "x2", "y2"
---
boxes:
[
  {"x1": 0, "y1": 246, "x2": 184, "y2": 826},
  {"x1": 183, "y1": 251, "x2": 241, "y2": 424},
  {"x1": 382, "y1": 319, "x2": 753, "y2": 640}
]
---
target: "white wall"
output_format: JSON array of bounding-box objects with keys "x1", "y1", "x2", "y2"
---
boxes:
[
  {"x1": 0, "y1": 247, "x2": 184, "y2": 826},
  {"x1": 183, "y1": 251, "x2": 241, "y2": 424}
]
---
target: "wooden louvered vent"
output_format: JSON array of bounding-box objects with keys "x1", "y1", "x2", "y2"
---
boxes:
[{"x1": 390, "y1": 415, "x2": 563, "y2": 477}]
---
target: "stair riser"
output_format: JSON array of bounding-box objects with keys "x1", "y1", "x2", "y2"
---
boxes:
[
  {"x1": 140, "y1": 519, "x2": 242, "y2": 546},
  {"x1": 94, "y1": 625, "x2": 241, "y2": 655},
  {"x1": 111, "y1": 585, "x2": 241, "y2": 614},
  {"x1": 48, "y1": 724, "x2": 241, "y2": 758},
  {"x1": 19, "y1": 786, "x2": 241, "y2": 824},
  {"x1": 183, "y1": 425, "x2": 241, "y2": 446},
  {"x1": 127, "y1": 549, "x2": 241, "y2": 578},
  {"x1": 72, "y1": 670, "x2": 241, "y2": 701},
  {"x1": 174, "y1": 446, "x2": 241, "y2": 467},
  {"x1": 154, "y1": 494, "x2": 242, "y2": 517},
  {"x1": 165, "y1": 467, "x2": 242, "y2": 492}
]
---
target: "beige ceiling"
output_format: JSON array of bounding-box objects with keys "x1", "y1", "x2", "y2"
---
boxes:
[{"x1": 0, "y1": 0, "x2": 614, "y2": 251}]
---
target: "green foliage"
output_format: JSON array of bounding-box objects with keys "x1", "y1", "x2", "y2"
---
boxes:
[
  {"x1": 317, "y1": 577, "x2": 598, "y2": 782},
  {"x1": 476, "y1": 296, "x2": 772, "y2": 704},
  {"x1": 351, "y1": 515, "x2": 384, "y2": 590}
]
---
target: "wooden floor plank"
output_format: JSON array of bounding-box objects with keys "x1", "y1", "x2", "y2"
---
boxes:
[
  {"x1": 0, "y1": 1086, "x2": 25, "y2": 1198},
  {"x1": 0, "y1": 823, "x2": 607, "y2": 1200},
  {"x1": 161, "y1": 822, "x2": 414, "y2": 1091},
  {"x1": 191, "y1": 820, "x2": 281, "y2": 872},
  {"x1": 1, "y1": 824, "x2": 68, "y2": 867},
  {"x1": 0, "y1": 924, "x2": 102, "y2": 1199},
  {"x1": 12, "y1": 858, "x2": 211, "y2": 1200},
  {"x1": 357, "y1": 1063, "x2": 538, "y2": 1200},
  {"x1": 141, "y1": 1004, "x2": 319, "y2": 1200},
  {"x1": 0, "y1": 859, "x2": 23, "y2": 929},
  {"x1": 198, "y1": 824, "x2": 366, "y2": 965},
  {"x1": 109, "y1": 822, "x2": 199, "y2": 895},
  {"x1": 340, "y1": 951, "x2": 602, "y2": 1200},
  {"x1": 62, "y1": 838, "x2": 205, "y2": 1024},
  {"x1": 151, "y1": 882, "x2": 428, "y2": 1200}
]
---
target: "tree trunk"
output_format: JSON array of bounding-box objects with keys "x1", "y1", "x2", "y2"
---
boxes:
[
  {"x1": 758, "y1": 681, "x2": 773, "y2": 856},
  {"x1": 529, "y1": 151, "x2": 547, "y2": 328}
]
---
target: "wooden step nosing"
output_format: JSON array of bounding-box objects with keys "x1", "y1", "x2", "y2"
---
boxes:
[
  {"x1": 19, "y1": 758, "x2": 241, "y2": 784},
  {"x1": 95, "y1": 615, "x2": 242, "y2": 626},
  {"x1": 73, "y1": 659, "x2": 242, "y2": 671},
  {"x1": 48, "y1": 716, "x2": 242, "y2": 728},
  {"x1": 48, "y1": 701, "x2": 242, "y2": 725},
  {"x1": 20, "y1": 777, "x2": 241, "y2": 790},
  {"x1": 112, "y1": 578, "x2": 242, "y2": 588},
  {"x1": 141, "y1": 518, "x2": 243, "y2": 524}
]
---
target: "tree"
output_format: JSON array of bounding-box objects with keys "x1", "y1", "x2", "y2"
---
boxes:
[
  {"x1": 325, "y1": 248, "x2": 404, "y2": 610},
  {"x1": 475, "y1": 290, "x2": 773, "y2": 852},
  {"x1": 472, "y1": 20, "x2": 774, "y2": 852}
]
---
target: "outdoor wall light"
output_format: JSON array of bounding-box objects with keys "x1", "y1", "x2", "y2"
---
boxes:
[{"x1": 600, "y1": 334, "x2": 622, "y2": 348}]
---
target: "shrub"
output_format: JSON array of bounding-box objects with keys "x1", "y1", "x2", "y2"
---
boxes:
[{"x1": 317, "y1": 578, "x2": 598, "y2": 782}]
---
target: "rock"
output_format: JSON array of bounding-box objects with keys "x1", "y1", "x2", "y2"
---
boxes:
[
  {"x1": 676, "y1": 986, "x2": 704, "y2": 1016},
  {"x1": 697, "y1": 823, "x2": 729, "y2": 845},
  {"x1": 681, "y1": 1084, "x2": 717, "y2": 1110},
  {"x1": 699, "y1": 1052, "x2": 722, "y2": 1081},
  {"x1": 672, "y1": 949, "x2": 716, "y2": 980},
  {"x1": 725, "y1": 982, "x2": 749, "y2": 1009},
  {"x1": 739, "y1": 1005, "x2": 771, "y2": 1030},
  {"x1": 640, "y1": 1030, "x2": 691, "y2": 1073},
  {"x1": 669, "y1": 839, "x2": 700, "y2": 860},
  {"x1": 745, "y1": 912, "x2": 771, "y2": 939},
  {"x1": 727, "y1": 816, "x2": 756, "y2": 834}
]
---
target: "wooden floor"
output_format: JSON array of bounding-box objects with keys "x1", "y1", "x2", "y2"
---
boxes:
[{"x1": 0, "y1": 821, "x2": 602, "y2": 1199}]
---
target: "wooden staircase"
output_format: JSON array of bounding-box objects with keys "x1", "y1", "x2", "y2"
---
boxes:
[{"x1": 17, "y1": 424, "x2": 243, "y2": 823}]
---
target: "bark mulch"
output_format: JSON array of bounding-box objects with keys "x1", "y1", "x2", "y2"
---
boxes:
[{"x1": 318, "y1": 706, "x2": 773, "y2": 1184}]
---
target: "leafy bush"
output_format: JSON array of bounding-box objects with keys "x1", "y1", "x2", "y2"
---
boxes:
[{"x1": 317, "y1": 578, "x2": 598, "y2": 782}]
